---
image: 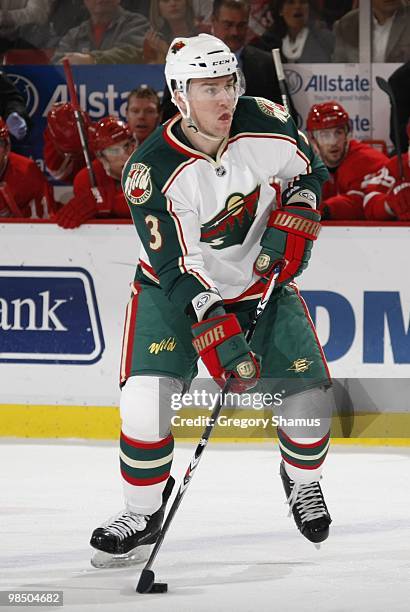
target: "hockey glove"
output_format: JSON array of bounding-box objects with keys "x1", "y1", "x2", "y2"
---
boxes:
[
  {"x1": 192, "y1": 313, "x2": 261, "y2": 393},
  {"x1": 254, "y1": 206, "x2": 321, "y2": 285},
  {"x1": 386, "y1": 182, "x2": 410, "y2": 220},
  {"x1": 55, "y1": 193, "x2": 98, "y2": 229},
  {"x1": 6, "y1": 112, "x2": 27, "y2": 140}
]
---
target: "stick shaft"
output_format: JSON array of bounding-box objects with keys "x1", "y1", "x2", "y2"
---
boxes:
[
  {"x1": 376, "y1": 76, "x2": 404, "y2": 179},
  {"x1": 140, "y1": 266, "x2": 281, "y2": 575},
  {"x1": 272, "y1": 48, "x2": 289, "y2": 112},
  {"x1": 62, "y1": 60, "x2": 103, "y2": 202}
]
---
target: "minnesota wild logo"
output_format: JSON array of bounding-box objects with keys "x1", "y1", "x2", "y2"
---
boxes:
[{"x1": 200, "y1": 185, "x2": 260, "y2": 249}]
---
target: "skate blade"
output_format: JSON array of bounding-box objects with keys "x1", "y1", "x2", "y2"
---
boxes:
[
  {"x1": 314, "y1": 543, "x2": 321, "y2": 550},
  {"x1": 91, "y1": 544, "x2": 151, "y2": 569}
]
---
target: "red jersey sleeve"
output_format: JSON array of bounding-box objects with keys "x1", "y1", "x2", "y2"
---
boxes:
[
  {"x1": 321, "y1": 141, "x2": 389, "y2": 220},
  {"x1": 361, "y1": 154, "x2": 410, "y2": 220},
  {"x1": 44, "y1": 128, "x2": 85, "y2": 183}
]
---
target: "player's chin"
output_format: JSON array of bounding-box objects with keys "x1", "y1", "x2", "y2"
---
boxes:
[{"x1": 215, "y1": 118, "x2": 232, "y2": 135}]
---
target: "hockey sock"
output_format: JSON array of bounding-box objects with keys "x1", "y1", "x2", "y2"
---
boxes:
[
  {"x1": 120, "y1": 430, "x2": 174, "y2": 514},
  {"x1": 277, "y1": 428, "x2": 330, "y2": 482}
]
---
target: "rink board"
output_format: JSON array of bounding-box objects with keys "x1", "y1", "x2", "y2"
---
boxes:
[{"x1": 0, "y1": 222, "x2": 409, "y2": 443}]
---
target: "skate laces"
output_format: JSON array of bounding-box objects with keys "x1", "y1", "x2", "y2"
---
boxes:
[
  {"x1": 102, "y1": 511, "x2": 148, "y2": 540},
  {"x1": 286, "y1": 480, "x2": 326, "y2": 523}
]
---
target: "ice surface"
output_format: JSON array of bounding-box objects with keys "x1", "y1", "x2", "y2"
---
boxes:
[{"x1": 0, "y1": 440, "x2": 409, "y2": 612}]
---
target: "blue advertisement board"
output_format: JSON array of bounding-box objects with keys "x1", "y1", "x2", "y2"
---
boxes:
[
  {"x1": 2, "y1": 64, "x2": 166, "y2": 178},
  {"x1": 0, "y1": 266, "x2": 104, "y2": 364}
]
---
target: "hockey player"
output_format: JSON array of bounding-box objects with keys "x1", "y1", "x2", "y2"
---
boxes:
[
  {"x1": 55, "y1": 116, "x2": 136, "y2": 229},
  {"x1": 361, "y1": 123, "x2": 410, "y2": 220},
  {"x1": 90, "y1": 34, "x2": 334, "y2": 568},
  {"x1": 0, "y1": 117, "x2": 54, "y2": 218},
  {"x1": 125, "y1": 86, "x2": 161, "y2": 145},
  {"x1": 44, "y1": 102, "x2": 92, "y2": 184},
  {"x1": 307, "y1": 102, "x2": 388, "y2": 220}
]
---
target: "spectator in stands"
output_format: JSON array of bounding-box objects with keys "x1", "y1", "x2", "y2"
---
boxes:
[
  {"x1": 333, "y1": 0, "x2": 410, "y2": 63},
  {"x1": 248, "y1": 0, "x2": 273, "y2": 41},
  {"x1": 125, "y1": 86, "x2": 161, "y2": 145},
  {"x1": 388, "y1": 61, "x2": 410, "y2": 154},
  {"x1": 317, "y1": 0, "x2": 356, "y2": 29},
  {"x1": 306, "y1": 101, "x2": 388, "y2": 220},
  {"x1": 192, "y1": 0, "x2": 213, "y2": 27},
  {"x1": 0, "y1": 117, "x2": 54, "y2": 218},
  {"x1": 46, "y1": 1, "x2": 88, "y2": 42},
  {"x1": 51, "y1": 0, "x2": 149, "y2": 65},
  {"x1": 258, "y1": 0, "x2": 334, "y2": 63},
  {"x1": 361, "y1": 123, "x2": 410, "y2": 221},
  {"x1": 0, "y1": 71, "x2": 30, "y2": 140},
  {"x1": 121, "y1": 1, "x2": 150, "y2": 19},
  {"x1": 0, "y1": 0, "x2": 52, "y2": 52},
  {"x1": 143, "y1": 0, "x2": 198, "y2": 64},
  {"x1": 55, "y1": 116, "x2": 135, "y2": 228},
  {"x1": 44, "y1": 102, "x2": 92, "y2": 183}
]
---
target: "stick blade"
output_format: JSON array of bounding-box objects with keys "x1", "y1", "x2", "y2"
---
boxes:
[
  {"x1": 136, "y1": 568, "x2": 155, "y2": 593},
  {"x1": 375, "y1": 76, "x2": 389, "y2": 93}
]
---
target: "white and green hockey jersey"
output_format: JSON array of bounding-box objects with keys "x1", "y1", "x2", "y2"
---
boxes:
[{"x1": 122, "y1": 96, "x2": 328, "y2": 313}]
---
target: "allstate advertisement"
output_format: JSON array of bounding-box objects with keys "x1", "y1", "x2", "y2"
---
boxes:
[
  {"x1": 0, "y1": 224, "x2": 409, "y2": 407},
  {"x1": 2, "y1": 65, "x2": 166, "y2": 178},
  {"x1": 285, "y1": 62, "x2": 402, "y2": 146}
]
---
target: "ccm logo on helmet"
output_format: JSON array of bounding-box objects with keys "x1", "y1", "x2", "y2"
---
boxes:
[{"x1": 212, "y1": 59, "x2": 231, "y2": 65}]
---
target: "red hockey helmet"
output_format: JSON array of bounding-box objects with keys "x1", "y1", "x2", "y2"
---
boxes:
[
  {"x1": 47, "y1": 102, "x2": 90, "y2": 154},
  {"x1": 0, "y1": 117, "x2": 10, "y2": 145},
  {"x1": 88, "y1": 116, "x2": 132, "y2": 154},
  {"x1": 306, "y1": 102, "x2": 350, "y2": 132}
]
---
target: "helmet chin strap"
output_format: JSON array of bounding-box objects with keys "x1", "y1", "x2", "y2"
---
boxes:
[{"x1": 175, "y1": 92, "x2": 229, "y2": 143}]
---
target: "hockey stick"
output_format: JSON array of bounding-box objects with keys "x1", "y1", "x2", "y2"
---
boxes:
[
  {"x1": 272, "y1": 48, "x2": 289, "y2": 112},
  {"x1": 62, "y1": 59, "x2": 103, "y2": 204},
  {"x1": 136, "y1": 264, "x2": 282, "y2": 594},
  {"x1": 375, "y1": 76, "x2": 404, "y2": 180}
]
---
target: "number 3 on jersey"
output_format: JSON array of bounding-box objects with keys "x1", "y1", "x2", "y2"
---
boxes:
[{"x1": 145, "y1": 214, "x2": 162, "y2": 250}]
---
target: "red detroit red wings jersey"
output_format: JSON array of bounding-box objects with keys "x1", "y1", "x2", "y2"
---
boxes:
[
  {"x1": 321, "y1": 139, "x2": 388, "y2": 220},
  {"x1": 0, "y1": 152, "x2": 51, "y2": 218},
  {"x1": 361, "y1": 153, "x2": 410, "y2": 220},
  {"x1": 73, "y1": 158, "x2": 130, "y2": 218}
]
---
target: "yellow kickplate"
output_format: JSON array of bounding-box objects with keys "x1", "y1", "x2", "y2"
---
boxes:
[{"x1": 0, "y1": 405, "x2": 409, "y2": 446}]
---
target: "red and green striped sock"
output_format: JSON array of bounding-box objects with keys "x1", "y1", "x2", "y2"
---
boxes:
[
  {"x1": 277, "y1": 428, "x2": 330, "y2": 472},
  {"x1": 120, "y1": 430, "x2": 174, "y2": 486}
]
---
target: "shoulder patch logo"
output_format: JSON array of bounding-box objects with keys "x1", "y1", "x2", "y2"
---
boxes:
[
  {"x1": 124, "y1": 163, "x2": 152, "y2": 206},
  {"x1": 255, "y1": 97, "x2": 289, "y2": 123}
]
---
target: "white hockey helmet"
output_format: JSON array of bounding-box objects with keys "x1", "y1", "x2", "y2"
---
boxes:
[{"x1": 165, "y1": 33, "x2": 245, "y2": 113}]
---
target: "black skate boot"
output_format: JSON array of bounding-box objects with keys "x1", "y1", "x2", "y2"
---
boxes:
[
  {"x1": 90, "y1": 476, "x2": 174, "y2": 567},
  {"x1": 280, "y1": 461, "x2": 331, "y2": 544}
]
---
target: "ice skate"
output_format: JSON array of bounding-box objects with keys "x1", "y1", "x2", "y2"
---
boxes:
[
  {"x1": 280, "y1": 461, "x2": 331, "y2": 544},
  {"x1": 91, "y1": 544, "x2": 151, "y2": 569},
  {"x1": 90, "y1": 476, "x2": 174, "y2": 568}
]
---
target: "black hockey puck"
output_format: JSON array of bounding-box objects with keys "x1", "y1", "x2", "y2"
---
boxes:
[{"x1": 150, "y1": 582, "x2": 168, "y2": 593}]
